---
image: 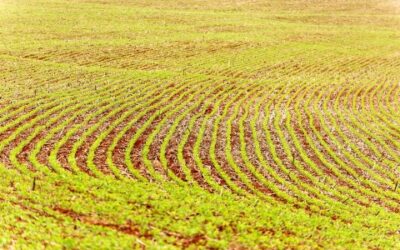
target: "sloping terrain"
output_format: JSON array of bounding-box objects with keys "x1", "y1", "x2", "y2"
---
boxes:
[{"x1": 0, "y1": 0, "x2": 399, "y2": 248}]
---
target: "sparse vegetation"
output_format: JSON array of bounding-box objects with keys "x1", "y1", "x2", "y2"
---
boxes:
[{"x1": 0, "y1": 0, "x2": 399, "y2": 248}]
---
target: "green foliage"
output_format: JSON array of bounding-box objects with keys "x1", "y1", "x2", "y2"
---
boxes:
[{"x1": 0, "y1": 0, "x2": 399, "y2": 248}]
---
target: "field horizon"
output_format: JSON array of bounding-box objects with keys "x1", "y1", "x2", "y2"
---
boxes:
[{"x1": 0, "y1": 0, "x2": 399, "y2": 249}]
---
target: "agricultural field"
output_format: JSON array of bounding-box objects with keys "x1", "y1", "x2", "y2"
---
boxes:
[{"x1": 0, "y1": 0, "x2": 400, "y2": 248}]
